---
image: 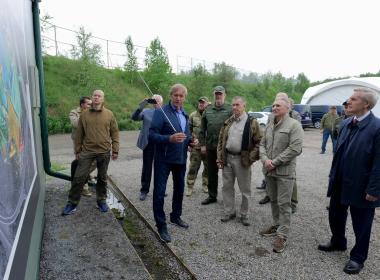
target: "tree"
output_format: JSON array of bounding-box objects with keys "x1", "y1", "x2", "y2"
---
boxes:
[
  {"x1": 187, "y1": 64, "x2": 213, "y2": 107},
  {"x1": 143, "y1": 37, "x2": 172, "y2": 93},
  {"x1": 294, "y1": 73, "x2": 310, "y2": 94},
  {"x1": 212, "y1": 62, "x2": 238, "y2": 88},
  {"x1": 40, "y1": 13, "x2": 54, "y2": 53},
  {"x1": 70, "y1": 26, "x2": 102, "y2": 65},
  {"x1": 124, "y1": 36, "x2": 139, "y2": 83}
]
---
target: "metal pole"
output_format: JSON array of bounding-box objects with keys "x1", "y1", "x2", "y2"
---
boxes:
[
  {"x1": 106, "y1": 40, "x2": 109, "y2": 68},
  {"x1": 54, "y1": 25, "x2": 58, "y2": 56}
]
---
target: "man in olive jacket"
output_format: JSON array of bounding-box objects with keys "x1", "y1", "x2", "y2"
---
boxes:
[
  {"x1": 62, "y1": 89, "x2": 120, "y2": 215},
  {"x1": 259, "y1": 97, "x2": 303, "y2": 253},
  {"x1": 216, "y1": 96, "x2": 262, "y2": 226},
  {"x1": 199, "y1": 86, "x2": 232, "y2": 205},
  {"x1": 318, "y1": 88, "x2": 380, "y2": 275}
]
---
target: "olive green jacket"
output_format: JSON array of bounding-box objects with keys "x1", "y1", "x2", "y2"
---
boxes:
[
  {"x1": 217, "y1": 114, "x2": 262, "y2": 168},
  {"x1": 321, "y1": 112, "x2": 338, "y2": 132},
  {"x1": 199, "y1": 103, "x2": 232, "y2": 150},
  {"x1": 260, "y1": 115, "x2": 303, "y2": 178}
]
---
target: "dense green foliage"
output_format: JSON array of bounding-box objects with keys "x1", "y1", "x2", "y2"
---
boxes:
[{"x1": 43, "y1": 55, "x2": 310, "y2": 134}]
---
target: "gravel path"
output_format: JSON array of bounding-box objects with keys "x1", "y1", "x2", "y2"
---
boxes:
[{"x1": 49, "y1": 129, "x2": 380, "y2": 280}]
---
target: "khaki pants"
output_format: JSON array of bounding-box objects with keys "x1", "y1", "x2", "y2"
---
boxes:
[
  {"x1": 266, "y1": 176, "x2": 294, "y2": 239},
  {"x1": 222, "y1": 154, "x2": 251, "y2": 217},
  {"x1": 69, "y1": 151, "x2": 110, "y2": 204}
]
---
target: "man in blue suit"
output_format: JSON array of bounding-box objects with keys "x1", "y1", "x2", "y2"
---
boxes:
[
  {"x1": 318, "y1": 88, "x2": 380, "y2": 275},
  {"x1": 149, "y1": 84, "x2": 195, "y2": 242}
]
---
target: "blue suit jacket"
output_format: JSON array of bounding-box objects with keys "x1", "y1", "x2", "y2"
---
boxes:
[
  {"x1": 327, "y1": 112, "x2": 380, "y2": 208},
  {"x1": 149, "y1": 103, "x2": 191, "y2": 165},
  {"x1": 131, "y1": 107, "x2": 155, "y2": 150}
]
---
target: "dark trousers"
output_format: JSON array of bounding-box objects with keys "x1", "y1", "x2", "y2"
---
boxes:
[
  {"x1": 207, "y1": 149, "x2": 219, "y2": 199},
  {"x1": 140, "y1": 142, "x2": 155, "y2": 194},
  {"x1": 329, "y1": 190, "x2": 375, "y2": 264},
  {"x1": 69, "y1": 152, "x2": 110, "y2": 204},
  {"x1": 153, "y1": 161, "x2": 186, "y2": 230}
]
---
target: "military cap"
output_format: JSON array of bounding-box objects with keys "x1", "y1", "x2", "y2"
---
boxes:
[
  {"x1": 213, "y1": 86, "x2": 226, "y2": 94},
  {"x1": 198, "y1": 96, "x2": 209, "y2": 102}
]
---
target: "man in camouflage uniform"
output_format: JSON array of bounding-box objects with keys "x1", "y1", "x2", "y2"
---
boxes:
[
  {"x1": 186, "y1": 96, "x2": 210, "y2": 196},
  {"x1": 199, "y1": 86, "x2": 232, "y2": 205}
]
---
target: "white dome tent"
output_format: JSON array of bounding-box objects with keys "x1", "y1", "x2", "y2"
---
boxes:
[{"x1": 301, "y1": 77, "x2": 380, "y2": 116}]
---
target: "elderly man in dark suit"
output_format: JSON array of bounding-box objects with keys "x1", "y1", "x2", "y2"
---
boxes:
[{"x1": 318, "y1": 88, "x2": 380, "y2": 275}]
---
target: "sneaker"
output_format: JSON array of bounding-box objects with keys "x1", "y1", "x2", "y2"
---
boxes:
[
  {"x1": 320, "y1": 151, "x2": 325, "y2": 154},
  {"x1": 62, "y1": 203, "x2": 77, "y2": 216},
  {"x1": 259, "y1": 225, "x2": 279, "y2": 237},
  {"x1": 97, "y1": 201, "x2": 109, "y2": 213},
  {"x1": 81, "y1": 187, "x2": 92, "y2": 197},
  {"x1": 139, "y1": 192, "x2": 147, "y2": 201},
  {"x1": 202, "y1": 185, "x2": 208, "y2": 193},
  {"x1": 87, "y1": 178, "x2": 97, "y2": 187},
  {"x1": 158, "y1": 227, "x2": 171, "y2": 243},
  {"x1": 259, "y1": 195, "x2": 270, "y2": 205},
  {"x1": 185, "y1": 188, "x2": 193, "y2": 197},
  {"x1": 240, "y1": 216, "x2": 250, "y2": 226},
  {"x1": 220, "y1": 213, "x2": 236, "y2": 223},
  {"x1": 273, "y1": 236, "x2": 287, "y2": 253}
]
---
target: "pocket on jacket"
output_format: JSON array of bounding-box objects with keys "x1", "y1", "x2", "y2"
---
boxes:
[{"x1": 275, "y1": 164, "x2": 294, "y2": 176}]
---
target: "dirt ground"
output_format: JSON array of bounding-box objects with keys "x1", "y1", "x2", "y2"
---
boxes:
[{"x1": 48, "y1": 129, "x2": 380, "y2": 280}]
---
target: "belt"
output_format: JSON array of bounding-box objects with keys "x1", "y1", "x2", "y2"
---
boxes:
[{"x1": 226, "y1": 150, "x2": 241, "y2": 156}]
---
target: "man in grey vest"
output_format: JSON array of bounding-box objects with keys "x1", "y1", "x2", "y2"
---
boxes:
[{"x1": 132, "y1": 94, "x2": 163, "y2": 201}]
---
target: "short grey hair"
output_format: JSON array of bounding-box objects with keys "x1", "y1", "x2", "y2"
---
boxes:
[
  {"x1": 170, "y1": 84, "x2": 188, "y2": 96},
  {"x1": 354, "y1": 87, "x2": 379, "y2": 110},
  {"x1": 274, "y1": 97, "x2": 290, "y2": 109},
  {"x1": 152, "y1": 94, "x2": 163, "y2": 103},
  {"x1": 232, "y1": 96, "x2": 246, "y2": 105}
]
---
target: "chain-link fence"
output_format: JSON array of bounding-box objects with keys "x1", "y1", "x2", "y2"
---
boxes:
[{"x1": 40, "y1": 19, "x2": 251, "y2": 75}]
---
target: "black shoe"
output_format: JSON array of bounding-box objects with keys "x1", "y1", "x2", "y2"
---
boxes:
[
  {"x1": 201, "y1": 197, "x2": 217, "y2": 205},
  {"x1": 170, "y1": 217, "x2": 189, "y2": 229},
  {"x1": 158, "y1": 227, "x2": 171, "y2": 243},
  {"x1": 317, "y1": 241, "x2": 347, "y2": 252},
  {"x1": 139, "y1": 192, "x2": 147, "y2": 201},
  {"x1": 259, "y1": 196, "x2": 270, "y2": 205},
  {"x1": 343, "y1": 260, "x2": 364, "y2": 275},
  {"x1": 256, "y1": 180, "x2": 266, "y2": 190},
  {"x1": 291, "y1": 205, "x2": 297, "y2": 214}
]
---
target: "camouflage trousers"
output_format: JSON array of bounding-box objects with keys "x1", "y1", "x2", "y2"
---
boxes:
[{"x1": 186, "y1": 148, "x2": 208, "y2": 190}]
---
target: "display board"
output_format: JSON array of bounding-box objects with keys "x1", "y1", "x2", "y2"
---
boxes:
[{"x1": 0, "y1": 0, "x2": 38, "y2": 278}]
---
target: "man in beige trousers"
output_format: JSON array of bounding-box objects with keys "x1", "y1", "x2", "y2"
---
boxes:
[
  {"x1": 217, "y1": 96, "x2": 262, "y2": 226},
  {"x1": 259, "y1": 96, "x2": 303, "y2": 253}
]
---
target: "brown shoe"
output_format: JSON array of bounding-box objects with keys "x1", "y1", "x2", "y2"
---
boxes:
[
  {"x1": 259, "y1": 225, "x2": 278, "y2": 237},
  {"x1": 273, "y1": 236, "x2": 287, "y2": 253},
  {"x1": 220, "y1": 213, "x2": 236, "y2": 222}
]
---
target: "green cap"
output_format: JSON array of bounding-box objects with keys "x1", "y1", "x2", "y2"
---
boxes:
[
  {"x1": 213, "y1": 86, "x2": 226, "y2": 94},
  {"x1": 198, "y1": 96, "x2": 209, "y2": 102}
]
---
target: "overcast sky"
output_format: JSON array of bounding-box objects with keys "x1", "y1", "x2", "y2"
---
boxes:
[{"x1": 40, "y1": 0, "x2": 380, "y2": 82}]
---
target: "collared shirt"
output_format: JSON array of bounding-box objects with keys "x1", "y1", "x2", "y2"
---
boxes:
[
  {"x1": 226, "y1": 112, "x2": 248, "y2": 153},
  {"x1": 171, "y1": 103, "x2": 186, "y2": 132},
  {"x1": 355, "y1": 111, "x2": 371, "y2": 122}
]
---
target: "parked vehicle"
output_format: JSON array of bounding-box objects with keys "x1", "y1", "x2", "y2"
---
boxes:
[
  {"x1": 261, "y1": 104, "x2": 313, "y2": 128},
  {"x1": 310, "y1": 105, "x2": 343, "y2": 129},
  {"x1": 248, "y1": 111, "x2": 270, "y2": 128}
]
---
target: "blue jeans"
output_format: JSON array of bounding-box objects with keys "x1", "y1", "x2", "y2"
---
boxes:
[
  {"x1": 321, "y1": 129, "x2": 336, "y2": 152},
  {"x1": 140, "y1": 142, "x2": 155, "y2": 194},
  {"x1": 153, "y1": 161, "x2": 186, "y2": 230}
]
